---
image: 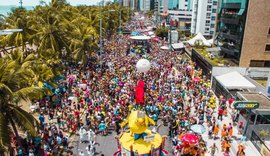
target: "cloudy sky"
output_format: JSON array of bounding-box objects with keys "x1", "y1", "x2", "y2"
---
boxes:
[{"x1": 1, "y1": 0, "x2": 105, "y2": 6}]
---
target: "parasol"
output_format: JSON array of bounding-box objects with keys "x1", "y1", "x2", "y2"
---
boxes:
[
  {"x1": 192, "y1": 77, "x2": 201, "y2": 82},
  {"x1": 179, "y1": 133, "x2": 199, "y2": 145},
  {"x1": 190, "y1": 124, "x2": 206, "y2": 134}
]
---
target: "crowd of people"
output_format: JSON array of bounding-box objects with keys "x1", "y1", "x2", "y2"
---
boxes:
[{"x1": 12, "y1": 14, "x2": 248, "y2": 156}]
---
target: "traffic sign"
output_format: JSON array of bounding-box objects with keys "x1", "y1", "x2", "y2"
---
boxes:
[{"x1": 233, "y1": 101, "x2": 260, "y2": 109}]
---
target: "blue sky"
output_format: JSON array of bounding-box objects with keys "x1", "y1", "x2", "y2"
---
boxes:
[{"x1": 0, "y1": 0, "x2": 104, "y2": 6}]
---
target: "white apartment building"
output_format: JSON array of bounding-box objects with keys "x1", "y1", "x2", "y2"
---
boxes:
[
  {"x1": 144, "y1": 0, "x2": 151, "y2": 11},
  {"x1": 178, "y1": 0, "x2": 193, "y2": 10},
  {"x1": 138, "y1": 0, "x2": 151, "y2": 11},
  {"x1": 123, "y1": 0, "x2": 130, "y2": 6},
  {"x1": 167, "y1": 0, "x2": 193, "y2": 31},
  {"x1": 191, "y1": 0, "x2": 218, "y2": 37}
]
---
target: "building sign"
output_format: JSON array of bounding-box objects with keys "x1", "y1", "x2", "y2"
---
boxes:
[{"x1": 233, "y1": 101, "x2": 260, "y2": 109}]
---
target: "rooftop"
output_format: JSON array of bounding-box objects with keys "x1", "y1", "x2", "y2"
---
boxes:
[
  {"x1": 194, "y1": 48, "x2": 238, "y2": 66},
  {"x1": 238, "y1": 92, "x2": 270, "y2": 110}
]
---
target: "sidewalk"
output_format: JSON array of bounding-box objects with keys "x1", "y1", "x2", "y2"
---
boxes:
[{"x1": 201, "y1": 106, "x2": 261, "y2": 156}]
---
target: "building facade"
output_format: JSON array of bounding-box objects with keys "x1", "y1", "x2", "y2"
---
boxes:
[
  {"x1": 240, "y1": 0, "x2": 270, "y2": 67},
  {"x1": 215, "y1": 0, "x2": 270, "y2": 67},
  {"x1": 167, "y1": 0, "x2": 193, "y2": 31},
  {"x1": 191, "y1": 0, "x2": 218, "y2": 37},
  {"x1": 168, "y1": 0, "x2": 178, "y2": 10}
]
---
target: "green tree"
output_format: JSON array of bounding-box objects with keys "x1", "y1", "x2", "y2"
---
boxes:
[
  {"x1": 0, "y1": 53, "x2": 43, "y2": 151},
  {"x1": 69, "y1": 17, "x2": 99, "y2": 65},
  {"x1": 1, "y1": 8, "x2": 34, "y2": 51}
]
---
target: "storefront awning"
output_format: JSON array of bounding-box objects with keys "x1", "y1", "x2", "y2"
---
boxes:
[
  {"x1": 172, "y1": 42, "x2": 185, "y2": 49},
  {"x1": 216, "y1": 71, "x2": 256, "y2": 90}
]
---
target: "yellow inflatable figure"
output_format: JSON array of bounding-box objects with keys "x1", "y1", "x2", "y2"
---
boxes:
[
  {"x1": 120, "y1": 110, "x2": 155, "y2": 134},
  {"x1": 119, "y1": 110, "x2": 164, "y2": 155}
]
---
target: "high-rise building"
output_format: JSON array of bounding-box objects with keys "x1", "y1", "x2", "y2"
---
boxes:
[
  {"x1": 178, "y1": 0, "x2": 193, "y2": 10},
  {"x1": 123, "y1": 0, "x2": 130, "y2": 6},
  {"x1": 167, "y1": 0, "x2": 193, "y2": 31},
  {"x1": 215, "y1": 0, "x2": 270, "y2": 67},
  {"x1": 168, "y1": 0, "x2": 178, "y2": 10},
  {"x1": 191, "y1": 0, "x2": 218, "y2": 37},
  {"x1": 145, "y1": 0, "x2": 151, "y2": 11}
]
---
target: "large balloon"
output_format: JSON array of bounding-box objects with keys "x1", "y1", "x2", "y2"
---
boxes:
[{"x1": 136, "y1": 59, "x2": 151, "y2": 73}]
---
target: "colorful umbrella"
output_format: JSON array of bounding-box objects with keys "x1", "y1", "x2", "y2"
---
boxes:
[
  {"x1": 153, "y1": 37, "x2": 160, "y2": 41},
  {"x1": 192, "y1": 77, "x2": 201, "y2": 82},
  {"x1": 190, "y1": 124, "x2": 206, "y2": 134},
  {"x1": 179, "y1": 133, "x2": 199, "y2": 145}
]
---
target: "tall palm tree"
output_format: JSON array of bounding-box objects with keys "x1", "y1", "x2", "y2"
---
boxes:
[
  {"x1": 30, "y1": 8, "x2": 68, "y2": 55},
  {"x1": 69, "y1": 17, "x2": 99, "y2": 65},
  {"x1": 0, "y1": 55, "x2": 43, "y2": 151},
  {"x1": 1, "y1": 8, "x2": 34, "y2": 51}
]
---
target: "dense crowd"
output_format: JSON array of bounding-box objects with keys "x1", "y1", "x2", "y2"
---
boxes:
[{"x1": 12, "y1": 15, "x2": 247, "y2": 156}]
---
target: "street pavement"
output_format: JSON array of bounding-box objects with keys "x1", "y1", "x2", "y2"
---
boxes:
[
  {"x1": 71, "y1": 120, "x2": 173, "y2": 156},
  {"x1": 70, "y1": 103, "x2": 262, "y2": 156}
]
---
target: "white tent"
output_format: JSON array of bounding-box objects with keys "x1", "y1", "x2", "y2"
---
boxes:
[
  {"x1": 215, "y1": 71, "x2": 256, "y2": 90},
  {"x1": 186, "y1": 32, "x2": 212, "y2": 47},
  {"x1": 160, "y1": 46, "x2": 170, "y2": 50},
  {"x1": 130, "y1": 35, "x2": 151, "y2": 40},
  {"x1": 207, "y1": 38, "x2": 214, "y2": 45},
  {"x1": 172, "y1": 42, "x2": 185, "y2": 49}
]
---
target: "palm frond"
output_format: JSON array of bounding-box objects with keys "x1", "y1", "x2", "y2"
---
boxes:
[
  {"x1": 8, "y1": 105, "x2": 39, "y2": 136},
  {"x1": 14, "y1": 87, "x2": 43, "y2": 101}
]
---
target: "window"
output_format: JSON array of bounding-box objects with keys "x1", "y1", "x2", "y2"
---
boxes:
[
  {"x1": 212, "y1": 9, "x2": 217, "y2": 13},
  {"x1": 213, "y1": 1, "x2": 217, "y2": 5},
  {"x1": 250, "y1": 60, "x2": 265, "y2": 67},
  {"x1": 211, "y1": 24, "x2": 215, "y2": 28},
  {"x1": 207, "y1": 5, "x2": 212, "y2": 11},
  {"x1": 268, "y1": 27, "x2": 270, "y2": 35},
  {"x1": 206, "y1": 13, "x2": 211, "y2": 17},
  {"x1": 266, "y1": 44, "x2": 270, "y2": 51},
  {"x1": 250, "y1": 60, "x2": 270, "y2": 67},
  {"x1": 211, "y1": 16, "x2": 216, "y2": 20},
  {"x1": 210, "y1": 31, "x2": 214, "y2": 35},
  {"x1": 206, "y1": 20, "x2": 210, "y2": 23}
]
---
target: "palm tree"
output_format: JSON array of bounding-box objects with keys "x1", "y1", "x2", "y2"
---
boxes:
[
  {"x1": 69, "y1": 17, "x2": 99, "y2": 65},
  {"x1": 31, "y1": 9, "x2": 68, "y2": 55},
  {"x1": 1, "y1": 8, "x2": 34, "y2": 51},
  {"x1": 0, "y1": 55, "x2": 43, "y2": 151}
]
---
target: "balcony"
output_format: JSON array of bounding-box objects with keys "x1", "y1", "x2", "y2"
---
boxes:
[
  {"x1": 220, "y1": 32, "x2": 239, "y2": 41},
  {"x1": 221, "y1": 17, "x2": 239, "y2": 25},
  {"x1": 220, "y1": 47, "x2": 240, "y2": 58},
  {"x1": 223, "y1": 3, "x2": 241, "y2": 9}
]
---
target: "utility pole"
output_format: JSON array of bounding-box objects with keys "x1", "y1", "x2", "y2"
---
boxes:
[{"x1": 19, "y1": 0, "x2": 23, "y2": 8}]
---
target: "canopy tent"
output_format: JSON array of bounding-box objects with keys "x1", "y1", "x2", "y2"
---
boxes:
[
  {"x1": 147, "y1": 31, "x2": 155, "y2": 36},
  {"x1": 186, "y1": 32, "x2": 212, "y2": 47},
  {"x1": 160, "y1": 46, "x2": 170, "y2": 50},
  {"x1": 215, "y1": 71, "x2": 256, "y2": 90},
  {"x1": 172, "y1": 42, "x2": 185, "y2": 50},
  {"x1": 130, "y1": 36, "x2": 151, "y2": 40},
  {"x1": 207, "y1": 38, "x2": 214, "y2": 45},
  {"x1": 131, "y1": 31, "x2": 141, "y2": 36}
]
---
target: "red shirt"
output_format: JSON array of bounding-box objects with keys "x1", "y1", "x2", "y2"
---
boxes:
[{"x1": 218, "y1": 109, "x2": 223, "y2": 115}]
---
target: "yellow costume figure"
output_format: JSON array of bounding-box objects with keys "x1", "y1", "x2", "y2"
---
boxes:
[
  {"x1": 119, "y1": 110, "x2": 163, "y2": 155},
  {"x1": 120, "y1": 110, "x2": 155, "y2": 134}
]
